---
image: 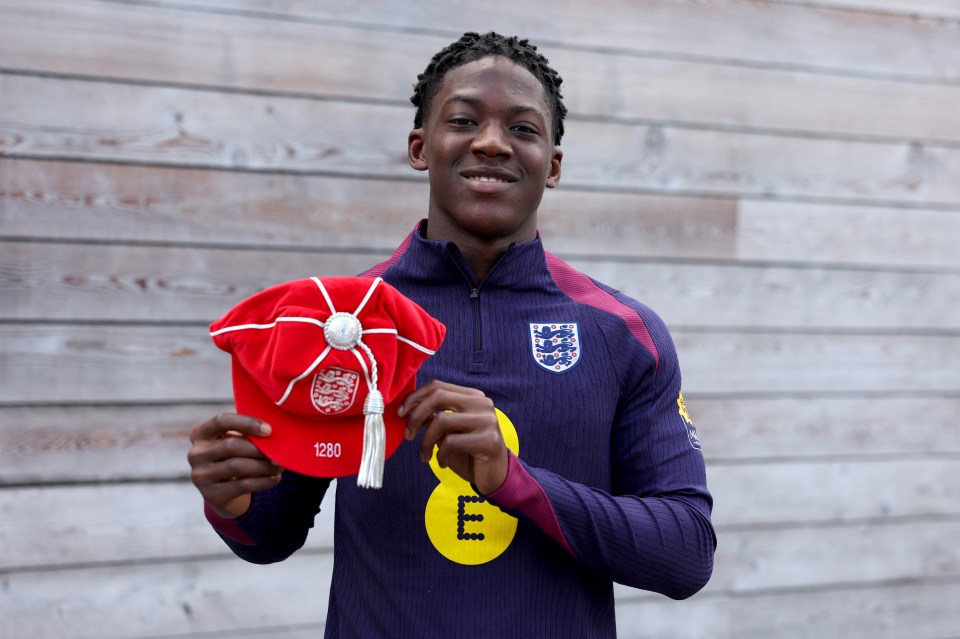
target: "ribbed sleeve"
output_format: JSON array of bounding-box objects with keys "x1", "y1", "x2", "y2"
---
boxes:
[{"x1": 207, "y1": 471, "x2": 331, "y2": 565}]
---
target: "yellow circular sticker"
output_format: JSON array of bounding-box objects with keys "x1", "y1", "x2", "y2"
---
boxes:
[{"x1": 424, "y1": 408, "x2": 520, "y2": 565}]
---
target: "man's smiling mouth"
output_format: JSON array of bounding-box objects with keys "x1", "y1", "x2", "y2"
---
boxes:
[{"x1": 467, "y1": 175, "x2": 511, "y2": 183}]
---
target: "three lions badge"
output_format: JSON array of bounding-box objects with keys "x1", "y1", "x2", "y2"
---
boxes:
[{"x1": 529, "y1": 323, "x2": 581, "y2": 373}]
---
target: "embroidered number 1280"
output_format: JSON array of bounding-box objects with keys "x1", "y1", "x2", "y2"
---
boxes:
[{"x1": 314, "y1": 442, "x2": 342, "y2": 458}]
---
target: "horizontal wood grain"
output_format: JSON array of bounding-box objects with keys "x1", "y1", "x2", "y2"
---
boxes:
[
  {"x1": 693, "y1": 396, "x2": 960, "y2": 459},
  {"x1": 0, "y1": 404, "x2": 229, "y2": 484},
  {"x1": 4, "y1": 477, "x2": 958, "y2": 584},
  {"x1": 0, "y1": 0, "x2": 435, "y2": 102},
  {"x1": 711, "y1": 458, "x2": 960, "y2": 526},
  {"x1": 5, "y1": 241, "x2": 958, "y2": 329},
  {"x1": 786, "y1": 0, "x2": 960, "y2": 19},
  {"x1": 673, "y1": 331, "x2": 960, "y2": 395},
  {"x1": 0, "y1": 157, "x2": 738, "y2": 260},
  {"x1": 0, "y1": 325, "x2": 228, "y2": 403},
  {"x1": 137, "y1": 0, "x2": 960, "y2": 82},
  {"x1": 572, "y1": 258, "x2": 960, "y2": 330},
  {"x1": 0, "y1": 460, "x2": 957, "y2": 570},
  {"x1": 560, "y1": 120, "x2": 960, "y2": 205},
  {"x1": 5, "y1": 553, "x2": 958, "y2": 638},
  {"x1": 0, "y1": 158, "x2": 432, "y2": 249},
  {"x1": 0, "y1": 481, "x2": 335, "y2": 571},
  {"x1": 735, "y1": 199, "x2": 960, "y2": 268},
  {"x1": 0, "y1": 553, "x2": 334, "y2": 638},
  {"x1": 4, "y1": 1, "x2": 960, "y2": 142},
  {"x1": 5, "y1": 74, "x2": 960, "y2": 205},
  {"x1": 615, "y1": 579, "x2": 960, "y2": 639},
  {"x1": 0, "y1": 241, "x2": 388, "y2": 321},
  {"x1": 4, "y1": 397, "x2": 956, "y2": 485},
  {"x1": 1, "y1": 326, "x2": 957, "y2": 404},
  {"x1": 555, "y1": 48, "x2": 960, "y2": 144},
  {"x1": 706, "y1": 518, "x2": 960, "y2": 592},
  {"x1": 7, "y1": 157, "x2": 960, "y2": 269}
]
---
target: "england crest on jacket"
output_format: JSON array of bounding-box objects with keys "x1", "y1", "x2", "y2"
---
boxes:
[{"x1": 529, "y1": 323, "x2": 581, "y2": 373}]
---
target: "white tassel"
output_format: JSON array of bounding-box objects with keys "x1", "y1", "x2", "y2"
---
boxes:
[{"x1": 357, "y1": 389, "x2": 385, "y2": 488}]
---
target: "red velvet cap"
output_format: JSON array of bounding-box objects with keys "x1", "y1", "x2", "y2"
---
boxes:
[{"x1": 210, "y1": 276, "x2": 445, "y2": 482}]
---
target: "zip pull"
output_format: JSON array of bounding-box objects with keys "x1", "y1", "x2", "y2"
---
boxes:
[{"x1": 469, "y1": 287, "x2": 480, "y2": 299}]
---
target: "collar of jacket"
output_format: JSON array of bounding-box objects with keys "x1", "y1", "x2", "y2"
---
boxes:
[{"x1": 396, "y1": 219, "x2": 556, "y2": 293}]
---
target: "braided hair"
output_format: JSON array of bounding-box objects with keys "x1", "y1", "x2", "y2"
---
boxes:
[{"x1": 411, "y1": 31, "x2": 568, "y2": 145}]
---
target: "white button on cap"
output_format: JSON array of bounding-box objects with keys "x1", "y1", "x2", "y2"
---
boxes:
[{"x1": 324, "y1": 312, "x2": 362, "y2": 350}]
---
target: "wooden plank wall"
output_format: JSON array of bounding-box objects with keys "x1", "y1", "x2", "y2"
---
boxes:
[{"x1": 2, "y1": 1, "x2": 959, "y2": 637}]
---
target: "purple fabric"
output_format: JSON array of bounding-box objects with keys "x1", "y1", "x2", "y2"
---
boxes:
[
  {"x1": 486, "y1": 452, "x2": 576, "y2": 556},
  {"x1": 205, "y1": 501, "x2": 255, "y2": 545},
  {"x1": 205, "y1": 223, "x2": 716, "y2": 638}
]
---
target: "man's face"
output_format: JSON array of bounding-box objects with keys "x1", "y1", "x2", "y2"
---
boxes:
[{"x1": 408, "y1": 56, "x2": 562, "y2": 246}]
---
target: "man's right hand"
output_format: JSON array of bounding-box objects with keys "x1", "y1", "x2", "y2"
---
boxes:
[{"x1": 187, "y1": 412, "x2": 283, "y2": 519}]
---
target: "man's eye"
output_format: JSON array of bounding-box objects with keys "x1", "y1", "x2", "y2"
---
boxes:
[
  {"x1": 512, "y1": 125, "x2": 537, "y2": 135},
  {"x1": 450, "y1": 118, "x2": 474, "y2": 126}
]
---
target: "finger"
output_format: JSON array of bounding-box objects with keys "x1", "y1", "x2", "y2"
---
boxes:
[
  {"x1": 433, "y1": 428, "x2": 504, "y2": 465},
  {"x1": 192, "y1": 455, "x2": 282, "y2": 490},
  {"x1": 188, "y1": 429, "x2": 272, "y2": 468},
  {"x1": 190, "y1": 412, "x2": 271, "y2": 444},
  {"x1": 203, "y1": 473, "x2": 283, "y2": 508},
  {"x1": 398, "y1": 380, "x2": 485, "y2": 417},
  {"x1": 417, "y1": 408, "x2": 499, "y2": 463},
  {"x1": 434, "y1": 431, "x2": 509, "y2": 494},
  {"x1": 402, "y1": 386, "x2": 491, "y2": 432}
]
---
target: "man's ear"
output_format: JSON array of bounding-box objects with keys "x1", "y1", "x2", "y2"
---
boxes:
[
  {"x1": 545, "y1": 146, "x2": 563, "y2": 189},
  {"x1": 408, "y1": 129, "x2": 428, "y2": 171}
]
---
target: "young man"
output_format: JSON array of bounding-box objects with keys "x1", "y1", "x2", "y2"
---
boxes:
[{"x1": 188, "y1": 32, "x2": 715, "y2": 638}]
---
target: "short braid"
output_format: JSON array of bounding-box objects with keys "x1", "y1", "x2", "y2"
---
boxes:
[{"x1": 411, "y1": 31, "x2": 567, "y2": 145}]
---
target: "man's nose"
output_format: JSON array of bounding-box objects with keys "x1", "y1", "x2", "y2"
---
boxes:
[{"x1": 471, "y1": 123, "x2": 512, "y2": 158}]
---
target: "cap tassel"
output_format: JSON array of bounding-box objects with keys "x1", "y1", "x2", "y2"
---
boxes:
[{"x1": 357, "y1": 389, "x2": 385, "y2": 489}]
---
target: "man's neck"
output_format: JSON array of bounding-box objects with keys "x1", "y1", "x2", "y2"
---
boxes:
[{"x1": 422, "y1": 219, "x2": 535, "y2": 283}]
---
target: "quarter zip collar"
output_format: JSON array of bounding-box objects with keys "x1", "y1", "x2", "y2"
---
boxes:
[
  {"x1": 381, "y1": 220, "x2": 556, "y2": 375},
  {"x1": 398, "y1": 220, "x2": 555, "y2": 294}
]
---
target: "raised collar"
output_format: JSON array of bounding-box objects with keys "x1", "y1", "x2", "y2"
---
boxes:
[{"x1": 401, "y1": 220, "x2": 552, "y2": 291}]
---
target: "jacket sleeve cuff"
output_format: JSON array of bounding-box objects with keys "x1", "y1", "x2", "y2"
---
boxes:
[
  {"x1": 204, "y1": 501, "x2": 257, "y2": 546},
  {"x1": 485, "y1": 453, "x2": 576, "y2": 557}
]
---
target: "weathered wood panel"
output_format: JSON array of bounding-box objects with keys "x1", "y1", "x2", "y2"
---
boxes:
[
  {"x1": 735, "y1": 200, "x2": 960, "y2": 269},
  {"x1": 788, "y1": 0, "x2": 960, "y2": 19},
  {"x1": 673, "y1": 331, "x2": 960, "y2": 395},
  {"x1": 0, "y1": 158, "x2": 737, "y2": 260},
  {"x1": 0, "y1": 482, "x2": 336, "y2": 570},
  {"x1": 2, "y1": 326, "x2": 957, "y2": 404},
  {"x1": 707, "y1": 518, "x2": 960, "y2": 592},
  {"x1": 5, "y1": 560, "x2": 959, "y2": 638},
  {"x1": 5, "y1": 481, "x2": 960, "y2": 602},
  {"x1": 575, "y1": 259, "x2": 960, "y2": 330},
  {"x1": 615, "y1": 580, "x2": 960, "y2": 639},
  {"x1": 711, "y1": 458, "x2": 960, "y2": 526},
  {"x1": 0, "y1": 242, "x2": 386, "y2": 321},
  {"x1": 693, "y1": 396, "x2": 960, "y2": 459},
  {"x1": 556, "y1": 49, "x2": 960, "y2": 143},
  {"x1": 5, "y1": 74, "x2": 960, "y2": 205},
  {"x1": 0, "y1": 0, "x2": 432, "y2": 101},
  {"x1": 561, "y1": 122, "x2": 959, "y2": 204},
  {"x1": 0, "y1": 325, "x2": 225, "y2": 404},
  {"x1": 3, "y1": 396, "x2": 958, "y2": 486},
  {"x1": 0, "y1": 158, "x2": 431, "y2": 249},
  {"x1": 5, "y1": 1, "x2": 960, "y2": 142},
  {"x1": 7, "y1": 158, "x2": 960, "y2": 269},
  {"x1": 5, "y1": 241, "x2": 959, "y2": 329},
  {"x1": 150, "y1": 0, "x2": 960, "y2": 81},
  {"x1": 5, "y1": 397, "x2": 957, "y2": 485},
  {"x1": 0, "y1": 404, "x2": 226, "y2": 484},
  {"x1": 0, "y1": 554, "x2": 334, "y2": 638}
]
